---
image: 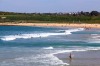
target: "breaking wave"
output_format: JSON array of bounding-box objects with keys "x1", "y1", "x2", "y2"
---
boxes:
[
  {"x1": 0, "y1": 28, "x2": 85, "y2": 41},
  {"x1": 43, "y1": 46, "x2": 54, "y2": 50},
  {"x1": 52, "y1": 47, "x2": 100, "y2": 55},
  {"x1": 87, "y1": 34, "x2": 100, "y2": 43}
]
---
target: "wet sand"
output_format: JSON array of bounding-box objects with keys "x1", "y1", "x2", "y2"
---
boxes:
[
  {"x1": 55, "y1": 50, "x2": 100, "y2": 66},
  {"x1": 0, "y1": 23, "x2": 100, "y2": 28}
]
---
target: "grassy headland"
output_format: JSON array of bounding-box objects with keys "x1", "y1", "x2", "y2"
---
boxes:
[{"x1": 0, "y1": 11, "x2": 100, "y2": 24}]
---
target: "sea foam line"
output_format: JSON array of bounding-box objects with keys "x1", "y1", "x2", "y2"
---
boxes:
[
  {"x1": 87, "y1": 34, "x2": 100, "y2": 43},
  {"x1": 0, "y1": 28, "x2": 85, "y2": 41},
  {"x1": 43, "y1": 46, "x2": 54, "y2": 50},
  {"x1": 52, "y1": 47, "x2": 100, "y2": 55},
  {"x1": 14, "y1": 53, "x2": 70, "y2": 65}
]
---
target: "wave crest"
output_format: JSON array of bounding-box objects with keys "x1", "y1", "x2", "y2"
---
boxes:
[
  {"x1": 43, "y1": 47, "x2": 54, "y2": 49},
  {"x1": 0, "y1": 28, "x2": 85, "y2": 41}
]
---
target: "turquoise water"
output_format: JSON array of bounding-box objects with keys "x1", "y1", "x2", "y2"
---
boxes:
[{"x1": 0, "y1": 26, "x2": 100, "y2": 66}]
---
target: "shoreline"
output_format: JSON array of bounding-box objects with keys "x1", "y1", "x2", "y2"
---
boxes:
[
  {"x1": 55, "y1": 50, "x2": 100, "y2": 66},
  {"x1": 0, "y1": 23, "x2": 100, "y2": 28}
]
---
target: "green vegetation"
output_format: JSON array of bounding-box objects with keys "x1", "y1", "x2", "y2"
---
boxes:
[{"x1": 0, "y1": 11, "x2": 100, "y2": 23}]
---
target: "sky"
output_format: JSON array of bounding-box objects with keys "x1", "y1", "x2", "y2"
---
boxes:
[{"x1": 0, "y1": 0, "x2": 100, "y2": 13}]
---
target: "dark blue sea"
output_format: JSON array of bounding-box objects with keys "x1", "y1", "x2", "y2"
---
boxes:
[{"x1": 0, "y1": 26, "x2": 100, "y2": 66}]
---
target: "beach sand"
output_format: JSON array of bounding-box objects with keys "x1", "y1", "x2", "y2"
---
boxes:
[
  {"x1": 0, "y1": 23, "x2": 100, "y2": 28},
  {"x1": 55, "y1": 50, "x2": 100, "y2": 66}
]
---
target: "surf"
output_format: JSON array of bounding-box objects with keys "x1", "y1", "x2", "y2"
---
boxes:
[
  {"x1": 43, "y1": 46, "x2": 54, "y2": 49},
  {"x1": 0, "y1": 28, "x2": 85, "y2": 41}
]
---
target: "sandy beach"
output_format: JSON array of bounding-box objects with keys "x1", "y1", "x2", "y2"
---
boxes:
[
  {"x1": 0, "y1": 22, "x2": 100, "y2": 28},
  {"x1": 55, "y1": 50, "x2": 100, "y2": 66}
]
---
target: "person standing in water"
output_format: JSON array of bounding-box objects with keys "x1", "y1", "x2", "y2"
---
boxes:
[
  {"x1": 68, "y1": 53, "x2": 73, "y2": 65},
  {"x1": 69, "y1": 53, "x2": 72, "y2": 59}
]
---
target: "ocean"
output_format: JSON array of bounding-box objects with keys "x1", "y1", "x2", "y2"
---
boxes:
[{"x1": 0, "y1": 26, "x2": 100, "y2": 66}]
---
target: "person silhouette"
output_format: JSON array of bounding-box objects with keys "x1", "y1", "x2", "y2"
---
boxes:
[{"x1": 69, "y1": 53, "x2": 72, "y2": 59}]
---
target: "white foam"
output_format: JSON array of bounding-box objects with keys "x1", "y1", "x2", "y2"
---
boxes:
[
  {"x1": 52, "y1": 49, "x2": 86, "y2": 55},
  {"x1": 43, "y1": 46, "x2": 54, "y2": 50},
  {"x1": 0, "y1": 28, "x2": 85, "y2": 41},
  {"x1": 52, "y1": 47, "x2": 100, "y2": 55},
  {"x1": 87, "y1": 34, "x2": 100, "y2": 43},
  {"x1": 14, "y1": 53, "x2": 69, "y2": 65},
  {"x1": 1, "y1": 37, "x2": 16, "y2": 41},
  {"x1": 0, "y1": 33, "x2": 67, "y2": 41},
  {"x1": 65, "y1": 28, "x2": 84, "y2": 33},
  {"x1": 91, "y1": 34, "x2": 98, "y2": 36},
  {"x1": 86, "y1": 47, "x2": 100, "y2": 51}
]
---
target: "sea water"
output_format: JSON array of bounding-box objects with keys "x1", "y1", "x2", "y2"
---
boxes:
[{"x1": 0, "y1": 26, "x2": 100, "y2": 66}]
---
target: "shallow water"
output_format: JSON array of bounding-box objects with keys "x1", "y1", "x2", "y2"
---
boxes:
[{"x1": 0, "y1": 26, "x2": 100, "y2": 66}]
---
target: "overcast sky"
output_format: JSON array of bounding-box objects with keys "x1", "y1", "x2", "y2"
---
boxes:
[{"x1": 0, "y1": 0, "x2": 100, "y2": 13}]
